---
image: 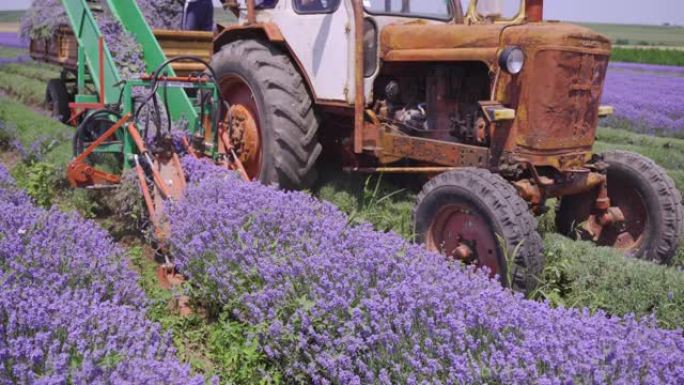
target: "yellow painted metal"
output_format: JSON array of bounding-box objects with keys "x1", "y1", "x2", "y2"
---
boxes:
[
  {"x1": 466, "y1": 0, "x2": 526, "y2": 25},
  {"x1": 492, "y1": 108, "x2": 516, "y2": 121},
  {"x1": 598, "y1": 105, "x2": 615, "y2": 117}
]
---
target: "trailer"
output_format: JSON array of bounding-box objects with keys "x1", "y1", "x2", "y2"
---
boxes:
[{"x1": 30, "y1": 23, "x2": 213, "y2": 124}]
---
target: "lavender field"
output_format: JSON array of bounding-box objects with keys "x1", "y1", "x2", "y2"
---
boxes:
[
  {"x1": 0, "y1": 32, "x2": 24, "y2": 48},
  {"x1": 0, "y1": 165, "x2": 208, "y2": 384},
  {"x1": 165, "y1": 157, "x2": 684, "y2": 384},
  {"x1": 602, "y1": 62, "x2": 684, "y2": 137}
]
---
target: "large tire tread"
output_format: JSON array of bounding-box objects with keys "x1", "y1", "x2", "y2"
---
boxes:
[
  {"x1": 212, "y1": 39, "x2": 321, "y2": 189},
  {"x1": 415, "y1": 169, "x2": 544, "y2": 292},
  {"x1": 557, "y1": 150, "x2": 683, "y2": 263},
  {"x1": 606, "y1": 151, "x2": 683, "y2": 262}
]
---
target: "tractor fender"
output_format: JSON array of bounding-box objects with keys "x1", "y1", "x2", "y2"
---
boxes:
[{"x1": 213, "y1": 23, "x2": 319, "y2": 102}]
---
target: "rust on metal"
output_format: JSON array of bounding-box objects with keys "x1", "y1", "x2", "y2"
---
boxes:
[
  {"x1": 246, "y1": 0, "x2": 256, "y2": 24},
  {"x1": 67, "y1": 114, "x2": 130, "y2": 187},
  {"x1": 427, "y1": 204, "x2": 498, "y2": 274},
  {"x1": 344, "y1": 167, "x2": 457, "y2": 174},
  {"x1": 383, "y1": 48, "x2": 498, "y2": 64},
  {"x1": 134, "y1": 158, "x2": 158, "y2": 228},
  {"x1": 352, "y1": 0, "x2": 365, "y2": 153},
  {"x1": 526, "y1": 0, "x2": 544, "y2": 22},
  {"x1": 379, "y1": 132, "x2": 490, "y2": 168}
]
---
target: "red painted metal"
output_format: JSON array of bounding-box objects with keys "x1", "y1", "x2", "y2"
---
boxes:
[
  {"x1": 526, "y1": 0, "x2": 544, "y2": 22},
  {"x1": 67, "y1": 114, "x2": 130, "y2": 187},
  {"x1": 134, "y1": 158, "x2": 158, "y2": 228},
  {"x1": 126, "y1": 123, "x2": 172, "y2": 199},
  {"x1": 427, "y1": 204, "x2": 500, "y2": 277}
]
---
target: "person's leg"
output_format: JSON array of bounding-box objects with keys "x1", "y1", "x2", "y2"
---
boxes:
[
  {"x1": 183, "y1": 2, "x2": 199, "y2": 31},
  {"x1": 199, "y1": 0, "x2": 214, "y2": 32},
  {"x1": 204, "y1": 1, "x2": 214, "y2": 31}
]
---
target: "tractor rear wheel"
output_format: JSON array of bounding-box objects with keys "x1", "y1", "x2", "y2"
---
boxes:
[
  {"x1": 211, "y1": 39, "x2": 322, "y2": 190},
  {"x1": 414, "y1": 169, "x2": 544, "y2": 293},
  {"x1": 556, "y1": 150, "x2": 684, "y2": 264},
  {"x1": 45, "y1": 79, "x2": 70, "y2": 124}
]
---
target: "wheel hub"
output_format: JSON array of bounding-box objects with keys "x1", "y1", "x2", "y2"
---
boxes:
[
  {"x1": 428, "y1": 204, "x2": 499, "y2": 276},
  {"x1": 229, "y1": 105, "x2": 260, "y2": 166},
  {"x1": 220, "y1": 76, "x2": 262, "y2": 180}
]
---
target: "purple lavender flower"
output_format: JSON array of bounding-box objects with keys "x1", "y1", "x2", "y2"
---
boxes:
[
  {"x1": 167, "y1": 158, "x2": 684, "y2": 385},
  {"x1": 602, "y1": 62, "x2": 684, "y2": 136},
  {"x1": 0, "y1": 165, "x2": 207, "y2": 384}
]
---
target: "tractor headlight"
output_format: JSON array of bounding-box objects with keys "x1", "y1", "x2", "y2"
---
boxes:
[{"x1": 499, "y1": 47, "x2": 525, "y2": 75}]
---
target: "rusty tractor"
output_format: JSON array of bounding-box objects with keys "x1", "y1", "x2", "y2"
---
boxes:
[
  {"x1": 212, "y1": 0, "x2": 683, "y2": 292},
  {"x1": 33, "y1": 0, "x2": 684, "y2": 293}
]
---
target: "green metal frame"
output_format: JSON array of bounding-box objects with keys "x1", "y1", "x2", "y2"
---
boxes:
[
  {"x1": 105, "y1": 0, "x2": 198, "y2": 123},
  {"x1": 60, "y1": 0, "x2": 220, "y2": 171},
  {"x1": 60, "y1": 0, "x2": 121, "y2": 104},
  {"x1": 59, "y1": 0, "x2": 199, "y2": 122},
  {"x1": 90, "y1": 79, "x2": 222, "y2": 168}
]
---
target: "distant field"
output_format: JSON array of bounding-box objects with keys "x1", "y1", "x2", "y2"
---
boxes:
[
  {"x1": 579, "y1": 22, "x2": 684, "y2": 47},
  {"x1": 0, "y1": 10, "x2": 22, "y2": 23},
  {"x1": 611, "y1": 47, "x2": 684, "y2": 66}
]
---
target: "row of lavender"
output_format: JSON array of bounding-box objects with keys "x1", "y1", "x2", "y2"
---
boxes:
[
  {"x1": 168, "y1": 157, "x2": 684, "y2": 385},
  {"x1": 602, "y1": 62, "x2": 684, "y2": 137},
  {"x1": 0, "y1": 165, "x2": 207, "y2": 384}
]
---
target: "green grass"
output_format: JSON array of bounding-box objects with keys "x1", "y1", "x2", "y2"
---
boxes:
[
  {"x1": 579, "y1": 22, "x2": 684, "y2": 47},
  {"x1": 0, "y1": 95, "x2": 72, "y2": 166},
  {"x1": 128, "y1": 246, "x2": 282, "y2": 384},
  {"x1": 610, "y1": 47, "x2": 684, "y2": 66},
  {"x1": 0, "y1": 46, "x2": 26, "y2": 58},
  {"x1": 0, "y1": 71, "x2": 49, "y2": 105},
  {"x1": 0, "y1": 10, "x2": 23, "y2": 23},
  {"x1": 595, "y1": 126, "x2": 684, "y2": 192},
  {"x1": 0, "y1": 61, "x2": 60, "y2": 106},
  {"x1": 538, "y1": 234, "x2": 684, "y2": 330}
]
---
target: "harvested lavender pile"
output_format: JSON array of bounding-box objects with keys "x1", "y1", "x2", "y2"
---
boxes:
[
  {"x1": 169, "y1": 156, "x2": 684, "y2": 385},
  {"x1": 0, "y1": 165, "x2": 206, "y2": 384},
  {"x1": 20, "y1": 0, "x2": 183, "y2": 76}
]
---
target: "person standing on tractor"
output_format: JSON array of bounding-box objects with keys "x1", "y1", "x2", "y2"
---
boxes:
[{"x1": 183, "y1": 0, "x2": 225, "y2": 31}]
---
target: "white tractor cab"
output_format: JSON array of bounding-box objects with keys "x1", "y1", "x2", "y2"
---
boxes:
[{"x1": 213, "y1": 0, "x2": 684, "y2": 292}]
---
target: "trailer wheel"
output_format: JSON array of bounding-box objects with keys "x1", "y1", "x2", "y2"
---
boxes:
[
  {"x1": 414, "y1": 169, "x2": 544, "y2": 293},
  {"x1": 556, "y1": 151, "x2": 684, "y2": 264},
  {"x1": 211, "y1": 39, "x2": 322, "y2": 190},
  {"x1": 45, "y1": 79, "x2": 70, "y2": 124}
]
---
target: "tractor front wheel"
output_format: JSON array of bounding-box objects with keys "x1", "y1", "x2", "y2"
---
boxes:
[
  {"x1": 414, "y1": 169, "x2": 544, "y2": 293},
  {"x1": 556, "y1": 150, "x2": 684, "y2": 264},
  {"x1": 212, "y1": 39, "x2": 322, "y2": 190}
]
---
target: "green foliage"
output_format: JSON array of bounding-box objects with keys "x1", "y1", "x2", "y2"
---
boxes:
[
  {"x1": 538, "y1": 234, "x2": 684, "y2": 330},
  {"x1": 0, "y1": 62, "x2": 60, "y2": 106},
  {"x1": 595, "y1": 126, "x2": 684, "y2": 191},
  {"x1": 0, "y1": 10, "x2": 24, "y2": 23},
  {"x1": 317, "y1": 173, "x2": 416, "y2": 238},
  {"x1": 611, "y1": 47, "x2": 684, "y2": 66},
  {"x1": 579, "y1": 23, "x2": 684, "y2": 48},
  {"x1": 128, "y1": 247, "x2": 282, "y2": 385},
  {"x1": 1, "y1": 62, "x2": 61, "y2": 82},
  {"x1": 0, "y1": 96, "x2": 72, "y2": 166},
  {"x1": 0, "y1": 47, "x2": 26, "y2": 59},
  {"x1": 0, "y1": 71, "x2": 46, "y2": 105},
  {"x1": 13, "y1": 161, "x2": 58, "y2": 207}
]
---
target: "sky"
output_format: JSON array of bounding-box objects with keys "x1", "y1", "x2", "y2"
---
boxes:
[{"x1": 1, "y1": 0, "x2": 683, "y2": 26}]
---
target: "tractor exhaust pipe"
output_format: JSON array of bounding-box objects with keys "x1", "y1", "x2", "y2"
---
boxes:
[{"x1": 526, "y1": 0, "x2": 543, "y2": 22}]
